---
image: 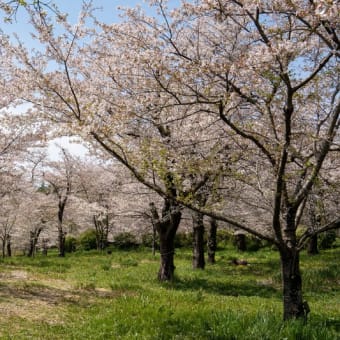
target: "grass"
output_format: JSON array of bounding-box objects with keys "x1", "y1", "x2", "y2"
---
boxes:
[{"x1": 0, "y1": 243, "x2": 339, "y2": 339}]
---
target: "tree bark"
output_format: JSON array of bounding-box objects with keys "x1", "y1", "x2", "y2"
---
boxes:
[
  {"x1": 28, "y1": 228, "x2": 42, "y2": 257},
  {"x1": 58, "y1": 227, "x2": 66, "y2": 257},
  {"x1": 207, "y1": 218, "x2": 217, "y2": 264},
  {"x1": 150, "y1": 199, "x2": 181, "y2": 281},
  {"x1": 1, "y1": 239, "x2": 5, "y2": 258},
  {"x1": 234, "y1": 231, "x2": 246, "y2": 251},
  {"x1": 151, "y1": 218, "x2": 157, "y2": 256},
  {"x1": 158, "y1": 226, "x2": 177, "y2": 281},
  {"x1": 280, "y1": 248, "x2": 306, "y2": 320},
  {"x1": 6, "y1": 236, "x2": 11, "y2": 257},
  {"x1": 192, "y1": 211, "x2": 205, "y2": 269}
]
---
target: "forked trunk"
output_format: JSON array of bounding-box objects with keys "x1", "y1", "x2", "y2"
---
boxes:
[
  {"x1": 280, "y1": 249, "x2": 307, "y2": 320},
  {"x1": 192, "y1": 211, "x2": 205, "y2": 269},
  {"x1": 28, "y1": 228, "x2": 42, "y2": 257},
  {"x1": 150, "y1": 199, "x2": 181, "y2": 281},
  {"x1": 207, "y1": 218, "x2": 217, "y2": 264}
]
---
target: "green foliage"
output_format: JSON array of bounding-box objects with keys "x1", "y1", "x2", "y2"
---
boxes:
[
  {"x1": 113, "y1": 232, "x2": 138, "y2": 249},
  {"x1": 65, "y1": 236, "x2": 77, "y2": 253},
  {"x1": 79, "y1": 229, "x2": 97, "y2": 251}
]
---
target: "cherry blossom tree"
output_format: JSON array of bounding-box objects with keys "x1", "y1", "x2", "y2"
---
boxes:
[
  {"x1": 0, "y1": 193, "x2": 19, "y2": 257},
  {"x1": 148, "y1": 0, "x2": 339, "y2": 321},
  {"x1": 43, "y1": 148, "x2": 77, "y2": 257},
  {"x1": 17, "y1": 186, "x2": 55, "y2": 256},
  {"x1": 71, "y1": 160, "x2": 119, "y2": 250},
  {"x1": 1, "y1": 0, "x2": 339, "y2": 320}
]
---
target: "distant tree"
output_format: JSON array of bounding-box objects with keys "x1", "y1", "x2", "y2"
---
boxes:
[{"x1": 44, "y1": 148, "x2": 75, "y2": 257}]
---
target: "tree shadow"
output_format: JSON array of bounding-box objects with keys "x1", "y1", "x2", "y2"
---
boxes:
[
  {"x1": 324, "y1": 318, "x2": 340, "y2": 333},
  {"x1": 167, "y1": 276, "x2": 280, "y2": 299},
  {"x1": 0, "y1": 281, "x2": 125, "y2": 308},
  {"x1": 214, "y1": 256, "x2": 281, "y2": 275}
]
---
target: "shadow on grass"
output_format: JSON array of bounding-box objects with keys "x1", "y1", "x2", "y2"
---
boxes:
[
  {"x1": 324, "y1": 318, "x2": 340, "y2": 333},
  {"x1": 0, "y1": 281, "x2": 130, "y2": 308},
  {"x1": 166, "y1": 276, "x2": 280, "y2": 299},
  {"x1": 213, "y1": 259, "x2": 281, "y2": 278}
]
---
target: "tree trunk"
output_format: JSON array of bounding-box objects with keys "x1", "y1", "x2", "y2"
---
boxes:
[
  {"x1": 234, "y1": 232, "x2": 246, "y2": 251},
  {"x1": 28, "y1": 231, "x2": 35, "y2": 257},
  {"x1": 150, "y1": 199, "x2": 181, "y2": 281},
  {"x1": 6, "y1": 236, "x2": 11, "y2": 257},
  {"x1": 28, "y1": 228, "x2": 42, "y2": 257},
  {"x1": 58, "y1": 227, "x2": 66, "y2": 257},
  {"x1": 151, "y1": 219, "x2": 157, "y2": 256},
  {"x1": 280, "y1": 249, "x2": 307, "y2": 320},
  {"x1": 207, "y1": 218, "x2": 217, "y2": 264},
  {"x1": 307, "y1": 235, "x2": 318, "y2": 255},
  {"x1": 94, "y1": 214, "x2": 110, "y2": 251},
  {"x1": 41, "y1": 238, "x2": 48, "y2": 256},
  {"x1": 158, "y1": 226, "x2": 177, "y2": 281},
  {"x1": 1, "y1": 239, "x2": 5, "y2": 258},
  {"x1": 192, "y1": 211, "x2": 205, "y2": 269}
]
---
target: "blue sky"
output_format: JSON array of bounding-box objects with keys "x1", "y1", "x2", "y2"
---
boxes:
[{"x1": 1, "y1": 1, "x2": 157, "y2": 37}]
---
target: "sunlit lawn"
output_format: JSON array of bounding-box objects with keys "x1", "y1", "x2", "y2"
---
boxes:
[{"x1": 0, "y1": 242, "x2": 339, "y2": 339}]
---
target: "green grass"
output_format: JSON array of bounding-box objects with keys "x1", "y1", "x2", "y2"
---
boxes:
[{"x1": 0, "y1": 244, "x2": 339, "y2": 339}]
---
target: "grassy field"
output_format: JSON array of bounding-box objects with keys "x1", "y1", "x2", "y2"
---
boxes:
[{"x1": 0, "y1": 243, "x2": 339, "y2": 339}]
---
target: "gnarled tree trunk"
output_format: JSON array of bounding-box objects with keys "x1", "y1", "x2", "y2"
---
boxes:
[
  {"x1": 150, "y1": 199, "x2": 181, "y2": 281},
  {"x1": 158, "y1": 224, "x2": 177, "y2": 281},
  {"x1": 192, "y1": 211, "x2": 205, "y2": 269},
  {"x1": 28, "y1": 227, "x2": 42, "y2": 257},
  {"x1": 280, "y1": 209, "x2": 309, "y2": 321},
  {"x1": 280, "y1": 248, "x2": 306, "y2": 320},
  {"x1": 58, "y1": 226, "x2": 66, "y2": 257},
  {"x1": 6, "y1": 235, "x2": 11, "y2": 257},
  {"x1": 207, "y1": 218, "x2": 217, "y2": 264}
]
